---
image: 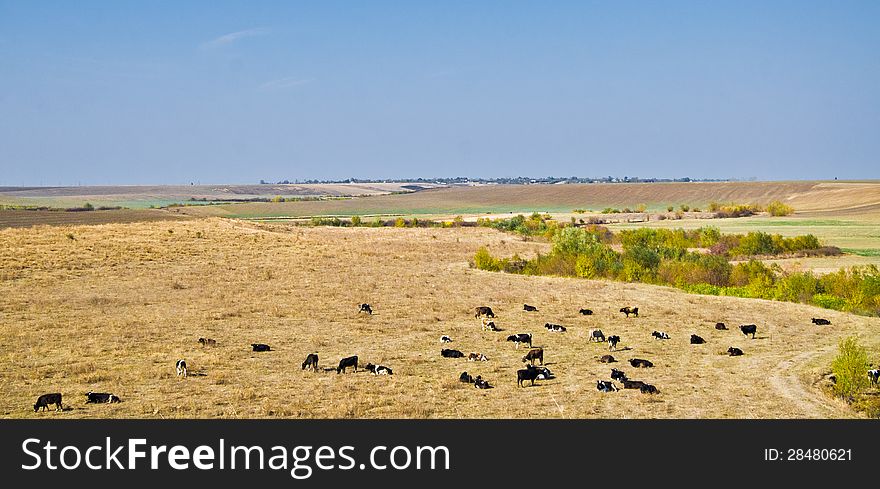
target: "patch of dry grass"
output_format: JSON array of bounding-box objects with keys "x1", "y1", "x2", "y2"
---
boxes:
[{"x1": 1, "y1": 219, "x2": 878, "y2": 418}]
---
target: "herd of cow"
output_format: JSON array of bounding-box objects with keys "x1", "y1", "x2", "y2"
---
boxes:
[{"x1": 29, "y1": 299, "x2": 878, "y2": 414}]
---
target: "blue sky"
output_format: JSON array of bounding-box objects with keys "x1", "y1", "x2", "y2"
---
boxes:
[{"x1": 1, "y1": 1, "x2": 878, "y2": 185}]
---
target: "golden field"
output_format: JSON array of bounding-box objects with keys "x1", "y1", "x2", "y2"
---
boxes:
[{"x1": 2, "y1": 218, "x2": 878, "y2": 418}]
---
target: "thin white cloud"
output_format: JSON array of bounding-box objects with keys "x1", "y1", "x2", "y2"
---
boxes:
[
  {"x1": 259, "y1": 77, "x2": 315, "y2": 90},
  {"x1": 200, "y1": 27, "x2": 270, "y2": 49}
]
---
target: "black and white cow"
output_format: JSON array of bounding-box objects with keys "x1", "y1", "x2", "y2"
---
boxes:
[
  {"x1": 607, "y1": 335, "x2": 621, "y2": 350},
  {"x1": 198, "y1": 337, "x2": 217, "y2": 347},
  {"x1": 739, "y1": 324, "x2": 757, "y2": 339},
  {"x1": 459, "y1": 371, "x2": 474, "y2": 383},
  {"x1": 812, "y1": 318, "x2": 831, "y2": 325},
  {"x1": 473, "y1": 376, "x2": 493, "y2": 389},
  {"x1": 440, "y1": 335, "x2": 453, "y2": 343},
  {"x1": 33, "y1": 393, "x2": 63, "y2": 412},
  {"x1": 175, "y1": 359, "x2": 187, "y2": 377},
  {"x1": 336, "y1": 355, "x2": 358, "y2": 373},
  {"x1": 652, "y1": 331, "x2": 670, "y2": 340},
  {"x1": 534, "y1": 367, "x2": 555, "y2": 380},
  {"x1": 596, "y1": 380, "x2": 618, "y2": 392},
  {"x1": 544, "y1": 323, "x2": 567, "y2": 332},
  {"x1": 690, "y1": 334, "x2": 706, "y2": 345},
  {"x1": 359, "y1": 303, "x2": 373, "y2": 315},
  {"x1": 86, "y1": 392, "x2": 121, "y2": 404},
  {"x1": 365, "y1": 363, "x2": 393, "y2": 375},
  {"x1": 481, "y1": 318, "x2": 500, "y2": 331},
  {"x1": 868, "y1": 369, "x2": 880, "y2": 385},
  {"x1": 610, "y1": 368, "x2": 628, "y2": 382},
  {"x1": 523, "y1": 304, "x2": 538, "y2": 312},
  {"x1": 302, "y1": 353, "x2": 319, "y2": 371},
  {"x1": 589, "y1": 329, "x2": 605, "y2": 342},
  {"x1": 506, "y1": 333, "x2": 532, "y2": 349}
]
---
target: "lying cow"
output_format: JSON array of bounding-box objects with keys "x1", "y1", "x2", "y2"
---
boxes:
[
  {"x1": 516, "y1": 365, "x2": 541, "y2": 387},
  {"x1": 522, "y1": 348, "x2": 544, "y2": 366},
  {"x1": 727, "y1": 347, "x2": 744, "y2": 357},
  {"x1": 607, "y1": 335, "x2": 621, "y2": 351},
  {"x1": 473, "y1": 376, "x2": 493, "y2": 389},
  {"x1": 302, "y1": 353, "x2": 319, "y2": 372},
  {"x1": 468, "y1": 352, "x2": 489, "y2": 362},
  {"x1": 611, "y1": 368, "x2": 628, "y2": 382},
  {"x1": 523, "y1": 304, "x2": 538, "y2": 312},
  {"x1": 459, "y1": 371, "x2": 474, "y2": 383},
  {"x1": 640, "y1": 384, "x2": 660, "y2": 395},
  {"x1": 579, "y1": 308, "x2": 594, "y2": 315},
  {"x1": 441, "y1": 349, "x2": 465, "y2": 358},
  {"x1": 534, "y1": 366, "x2": 555, "y2": 380},
  {"x1": 336, "y1": 355, "x2": 358, "y2": 373},
  {"x1": 34, "y1": 393, "x2": 63, "y2": 412},
  {"x1": 481, "y1": 318, "x2": 500, "y2": 331},
  {"x1": 599, "y1": 355, "x2": 616, "y2": 363},
  {"x1": 175, "y1": 359, "x2": 187, "y2": 377},
  {"x1": 440, "y1": 335, "x2": 453, "y2": 343},
  {"x1": 474, "y1": 306, "x2": 495, "y2": 318},
  {"x1": 629, "y1": 358, "x2": 654, "y2": 368},
  {"x1": 506, "y1": 333, "x2": 532, "y2": 349},
  {"x1": 868, "y1": 369, "x2": 880, "y2": 385},
  {"x1": 86, "y1": 392, "x2": 120, "y2": 404},
  {"x1": 596, "y1": 380, "x2": 618, "y2": 392},
  {"x1": 622, "y1": 380, "x2": 646, "y2": 390},
  {"x1": 589, "y1": 329, "x2": 605, "y2": 342},
  {"x1": 690, "y1": 334, "x2": 706, "y2": 345},
  {"x1": 715, "y1": 322, "x2": 728, "y2": 330},
  {"x1": 812, "y1": 318, "x2": 831, "y2": 325},
  {"x1": 251, "y1": 343, "x2": 271, "y2": 352},
  {"x1": 198, "y1": 337, "x2": 217, "y2": 347},
  {"x1": 545, "y1": 323, "x2": 567, "y2": 333},
  {"x1": 365, "y1": 363, "x2": 393, "y2": 375},
  {"x1": 359, "y1": 303, "x2": 373, "y2": 315},
  {"x1": 652, "y1": 331, "x2": 670, "y2": 340},
  {"x1": 739, "y1": 324, "x2": 757, "y2": 339},
  {"x1": 620, "y1": 306, "x2": 639, "y2": 318}
]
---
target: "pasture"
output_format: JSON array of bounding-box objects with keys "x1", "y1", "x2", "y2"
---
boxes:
[{"x1": 2, "y1": 218, "x2": 878, "y2": 419}]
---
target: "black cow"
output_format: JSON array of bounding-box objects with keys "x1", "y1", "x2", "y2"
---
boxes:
[
  {"x1": 474, "y1": 306, "x2": 495, "y2": 318},
  {"x1": 611, "y1": 368, "x2": 628, "y2": 382},
  {"x1": 812, "y1": 318, "x2": 831, "y2": 325},
  {"x1": 473, "y1": 376, "x2": 493, "y2": 389},
  {"x1": 336, "y1": 355, "x2": 358, "y2": 373},
  {"x1": 365, "y1": 363, "x2": 393, "y2": 375},
  {"x1": 690, "y1": 334, "x2": 706, "y2": 345},
  {"x1": 589, "y1": 329, "x2": 606, "y2": 342},
  {"x1": 34, "y1": 393, "x2": 63, "y2": 412},
  {"x1": 596, "y1": 380, "x2": 618, "y2": 392},
  {"x1": 629, "y1": 358, "x2": 654, "y2": 368},
  {"x1": 652, "y1": 331, "x2": 670, "y2": 340},
  {"x1": 359, "y1": 303, "x2": 373, "y2": 315},
  {"x1": 607, "y1": 335, "x2": 621, "y2": 351},
  {"x1": 622, "y1": 380, "x2": 646, "y2": 390},
  {"x1": 198, "y1": 337, "x2": 216, "y2": 346},
  {"x1": 302, "y1": 353, "x2": 319, "y2": 371},
  {"x1": 522, "y1": 348, "x2": 544, "y2": 366},
  {"x1": 506, "y1": 333, "x2": 532, "y2": 349},
  {"x1": 727, "y1": 347, "x2": 744, "y2": 356},
  {"x1": 523, "y1": 304, "x2": 538, "y2": 312},
  {"x1": 599, "y1": 355, "x2": 616, "y2": 363},
  {"x1": 640, "y1": 384, "x2": 660, "y2": 395},
  {"x1": 544, "y1": 323, "x2": 567, "y2": 333},
  {"x1": 739, "y1": 324, "x2": 757, "y2": 339},
  {"x1": 620, "y1": 306, "x2": 639, "y2": 317},
  {"x1": 251, "y1": 343, "x2": 271, "y2": 352},
  {"x1": 86, "y1": 392, "x2": 120, "y2": 404},
  {"x1": 517, "y1": 366, "x2": 541, "y2": 387},
  {"x1": 441, "y1": 349, "x2": 465, "y2": 358},
  {"x1": 579, "y1": 308, "x2": 594, "y2": 315},
  {"x1": 867, "y1": 369, "x2": 879, "y2": 385},
  {"x1": 460, "y1": 371, "x2": 474, "y2": 383},
  {"x1": 715, "y1": 322, "x2": 728, "y2": 330}
]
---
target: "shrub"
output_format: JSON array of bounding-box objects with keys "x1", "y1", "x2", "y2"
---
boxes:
[
  {"x1": 680, "y1": 204, "x2": 690, "y2": 212},
  {"x1": 831, "y1": 337, "x2": 869, "y2": 401},
  {"x1": 350, "y1": 215, "x2": 362, "y2": 227},
  {"x1": 766, "y1": 200, "x2": 794, "y2": 216},
  {"x1": 272, "y1": 195, "x2": 285, "y2": 203},
  {"x1": 666, "y1": 205, "x2": 674, "y2": 212},
  {"x1": 394, "y1": 217, "x2": 406, "y2": 227}
]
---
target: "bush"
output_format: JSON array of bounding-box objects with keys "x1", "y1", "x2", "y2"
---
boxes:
[
  {"x1": 766, "y1": 200, "x2": 794, "y2": 216},
  {"x1": 831, "y1": 337, "x2": 869, "y2": 401},
  {"x1": 666, "y1": 205, "x2": 674, "y2": 212},
  {"x1": 473, "y1": 247, "x2": 502, "y2": 272},
  {"x1": 350, "y1": 215, "x2": 362, "y2": 226}
]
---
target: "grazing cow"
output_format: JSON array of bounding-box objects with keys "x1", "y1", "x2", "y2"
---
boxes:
[
  {"x1": 468, "y1": 352, "x2": 489, "y2": 362},
  {"x1": 441, "y1": 348, "x2": 465, "y2": 358},
  {"x1": 579, "y1": 308, "x2": 594, "y2": 315},
  {"x1": 86, "y1": 392, "x2": 120, "y2": 404},
  {"x1": 739, "y1": 324, "x2": 757, "y2": 339},
  {"x1": 301, "y1": 353, "x2": 319, "y2": 372},
  {"x1": 611, "y1": 368, "x2": 628, "y2": 382},
  {"x1": 629, "y1": 358, "x2": 654, "y2": 368},
  {"x1": 473, "y1": 376, "x2": 493, "y2": 389},
  {"x1": 440, "y1": 335, "x2": 453, "y2": 343},
  {"x1": 640, "y1": 384, "x2": 660, "y2": 395},
  {"x1": 652, "y1": 331, "x2": 670, "y2": 340},
  {"x1": 522, "y1": 348, "x2": 544, "y2": 366},
  {"x1": 622, "y1": 380, "x2": 646, "y2": 390},
  {"x1": 599, "y1": 355, "x2": 616, "y2": 363},
  {"x1": 358, "y1": 303, "x2": 373, "y2": 315},
  {"x1": 506, "y1": 333, "x2": 533, "y2": 349},
  {"x1": 365, "y1": 363, "x2": 393, "y2": 375},
  {"x1": 867, "y1": 369, "x2": 879, "y2": 385},
  {"x1": 175, "y1": 359, "x2": 187, "y2": 377},
  {"x1": 544, "y1": 323, "x2": 567, "y2": 333},
  {"x1": 727, "y1": 347, "x2": 744, "y2": 357},
  {"x1": 459, "y1": 372, "x2": 474, "y2": 383},
  {"x1": 336, "y1": 355, "x2": 358, "y2": 373},
  {"x1": 474, "y1": 306, "x2": 495, "y2": 318},
  {"x1": 607, "y1": 335, "x2": 621, "y2": 351},
  {"x1": 620, "y1": 306, "x2": 639, "y2": 318},
  {"x1": 812, "y1": 318, "x2": 831, "y2": 326},
  {"x1": 589, "y1": 329, "x2": 605, "y2": 342},
  {"x1": 690, "y1": 334, "x2": 706, "y2": 345},
  {"x1": 523, "y1": 304, "x2": 538, "y2": 312},
  {"x1": 481, "y1": 317, "x2": 500, "y2": 331},
  {"x1": 535, "y1": 367, "x2": 555, "y2": 380},
  {"x1": 596, "y1": 380, "x2": 618, "y2": 392},
  {"x1": 517, "y1": 366, "x2": 541, "y2": 387},
  {"x1": 33, "y1": 393, "x2": 63, "y2": 412},
  {"x1": 198, "y1": 337, "x2": 217, "y2": 347},
  {"x1": 251, "y1": 343, "x2": 271, "y2": 352},
  {"x1": 715, "y1": 322, "x2": 728, "y2": 330}
]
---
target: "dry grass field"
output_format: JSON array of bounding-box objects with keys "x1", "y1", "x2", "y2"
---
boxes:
[
  {"x1": 2, "y1": 218, "x2": 878, "y2": 419},
  {"x1": 0, "y1": 209, "x2": 192, "y2": 229}
]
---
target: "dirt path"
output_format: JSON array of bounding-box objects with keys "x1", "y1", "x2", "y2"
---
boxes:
[{"x1": 768, "y1": 346, "x2": 851, "y2": 418}]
